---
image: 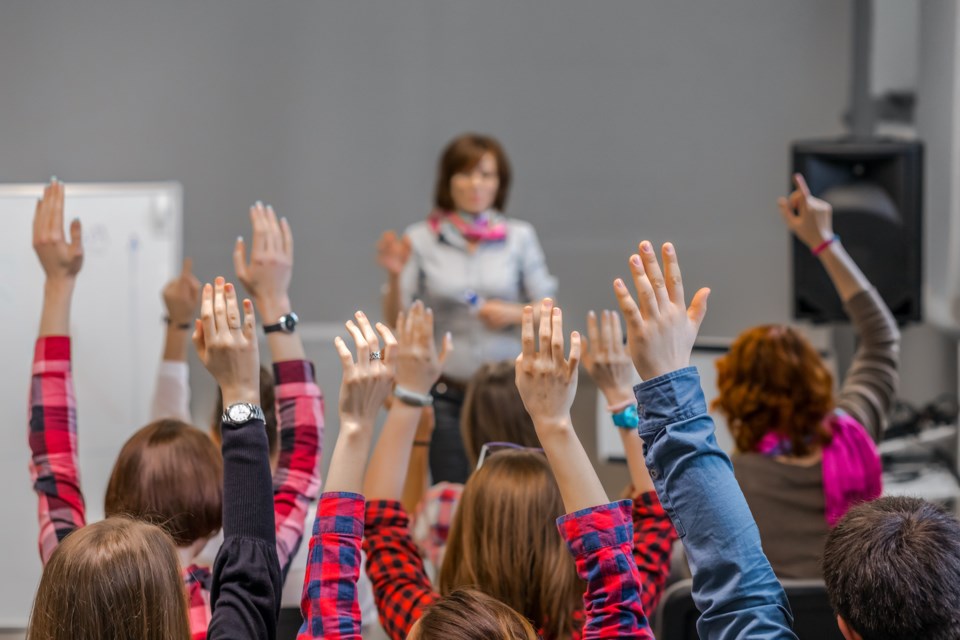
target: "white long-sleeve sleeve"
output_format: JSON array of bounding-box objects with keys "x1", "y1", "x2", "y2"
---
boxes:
[{"x1": 150, "y1": 360, "x2": 193, "y2": 423}]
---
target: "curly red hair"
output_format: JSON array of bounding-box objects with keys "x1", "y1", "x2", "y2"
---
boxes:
[{"x1": 713, "y1": 325, "x2": 834, "y2": 456}]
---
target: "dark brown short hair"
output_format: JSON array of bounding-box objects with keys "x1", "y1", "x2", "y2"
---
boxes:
[
  {"x1": 714, "y1": 325, "x2": 834, "y2": 456},
  {"x1": 29, "y1": 517, "x2": 191, "y2": 640},
  {"x1": 461, "y1": 361, "x2": 540, "y2": 467},
  {"x1": 434, "y1": 133, "x2": 512, "y2": 212},
  {"x1": 105, "y1": 419, "x2": 223, "y2": 546},
  {"x1": 823, "y1": 496, "x2": 960, "y2": 639},
  {"x1": 414, "y1": 589, "x2": 538, "y2": 640},
  {"x1": 211, "y1": 365, "x2": 278, "y2": 459}
]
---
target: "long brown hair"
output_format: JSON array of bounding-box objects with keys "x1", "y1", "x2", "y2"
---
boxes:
[
  {"x1": 714, "y1": 324, "x2": 835, "y2": 456},
  {"x1": 28, "y1": 517, "x2": 191, "y2": 640},
  {"x1": 439, "y1": 450, "x2": 583, "y2": 639},
  {"x1": 461, "y1": 361, "x2": 540, "y2": 467},
  {"x1": 413, "y1": 589, "x2": 538, "y2": 640},
  {"x1": 105, "y1": 419, "x2": 223, "y2": 546},
  {"x1": 434, "y1": 133, "x2": 513, "y2": 212}
]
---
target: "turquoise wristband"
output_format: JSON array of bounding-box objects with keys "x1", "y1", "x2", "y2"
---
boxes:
[{"x1": 611, "y1": 404, "x2": 640, "y2": 429}]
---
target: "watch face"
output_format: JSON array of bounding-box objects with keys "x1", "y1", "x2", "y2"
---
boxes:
[
  {"x1": 283, "y1": 311, "x2": 299, "y2": 331},
  {"x1": 228, "y1": 404, "x2": 253, "y2": 422}
]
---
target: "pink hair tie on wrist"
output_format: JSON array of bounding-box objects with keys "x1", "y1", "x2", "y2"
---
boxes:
[{"x1": 811, "y1": 234, "x2": 839, "y2": 256}]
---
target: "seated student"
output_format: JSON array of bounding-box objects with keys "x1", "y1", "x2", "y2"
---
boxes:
[
  {"x1": 28, "y1": 262, "x2": 279, "y2": 638},
  {"x1": 712, "y1": 174, "x2": 899, "y2": 578},
  {"x1": 27, "y1": 183, "x2": 287, "y2": 639},
  {"x1": 822, "y1": 496, "x2": 960, "y2": 640},
  {"x1": 148, "y1": 204, "x2": 323, "y2": 588},
  {"x1": 358, "y1": 301, "x2": 663, "y2": 640},
  {"x1": 298, "y1": 302, "x2": 650, "y2": 639},
  {"x1": 613, "y1": 239, "x2": 798, "y2": 638}
]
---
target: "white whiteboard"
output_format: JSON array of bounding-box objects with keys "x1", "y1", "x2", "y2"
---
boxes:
[{"x1": 0, "y1": 183, "x2": 181, "y2": 629}]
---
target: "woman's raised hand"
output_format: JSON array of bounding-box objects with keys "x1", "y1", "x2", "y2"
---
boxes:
[
  {"x1": 376, "y1": 230, "x2": 411, "y2": 276},
  {"x1": 582, "y1": 310, "x2": 635, "y2": 407},
  {"x1": 233, "y1": 202, "x2": 293, "y2": 319},
  {"x1": 33, "y1": 179, "x2": 83, "y2": 282},
  {"x1": 335, "y1": 311, "x2": 397, "y2": 430},
  {"x1": 163, "y1": 257, "x2": 202, "y2": 326},
  {"x1": 778, "y1": 173, "x2": 834, "y2": 250},
  {"x1": 613, "y1": 241, "x2": 709, "y2": 381},
  {"x1": 390, "y1": 301, "x2": 452, "y2": 395}
]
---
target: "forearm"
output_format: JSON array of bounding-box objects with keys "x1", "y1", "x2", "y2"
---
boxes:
[
  {"x1": 818, "y1": 241, "x2": 871, "y2": 303},
  {"x1": 382, "y1": 274, "x2": 403, "y2": 328},
  {"x1": 325, "y1": 423, "x2": 374, "y2": 494},
  {"x1": 619, "y1": 429, "x2": 655, "y2": 494},
  {"x1": 257, "y1": 295, "x2": 306, "y2": 361},
  {"x1": 161, "y1": 324, "x2": 191, "y2": 361},
  {"x1": 38, "y1": 279, "x2": 75, "y2": 337},
  {"x1": 536, "y1": 417, "x2": 609, "y2": 514},
  {"x1": 401, "y1": 445, "x2": 430, "y2": 514},
  {"x1": 363, "y1": 404, "x2": 423, "y2": 500}
]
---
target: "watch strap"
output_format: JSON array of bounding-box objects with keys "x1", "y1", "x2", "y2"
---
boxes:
[
  {"x1": 394, "y1": 385, "x2": 434, "y2": 407},
  {"x1": 221, "y1": 403, "x2": 266, "y2": 425},
  {"x1": 264, "y1": 312, "x2": 298, "y2": 334}
]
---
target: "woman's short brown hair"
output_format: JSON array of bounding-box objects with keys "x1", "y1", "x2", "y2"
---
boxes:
[
  {"x1": 434, "y1": 133, "x2": 512, "y2": 212},
  {"x1": 461, "y1": 361, "x2": 539, "y2": 467},
  {"x1": 105, "y1": 419, "x2": 223, "y2": 546},
  {"x1": 413, "y1": 588, "x2": 538, "y2": 640},
  {"x1": 28, "y1": 516, "x2": 191, "y2": 640},
  {"x1": 439, "y1": 450, "x2": 583, "y2": 639},
  {"x1": 713, "y1": 325, "x2": 834, "y2": 456}
]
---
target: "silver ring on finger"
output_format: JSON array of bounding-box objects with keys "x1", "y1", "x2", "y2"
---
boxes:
[{"x1": 369, "y1": 351, "x2": 382, "y2": 361}]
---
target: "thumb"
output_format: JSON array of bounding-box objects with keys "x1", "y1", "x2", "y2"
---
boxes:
[
  {"x1": 182, "y1": 256, "x2": 193, "y2": 277},
  {"x1": 192, "y1": 319, "x2": 205, "y2": 358},
  {"x1": 69, "y1": 218, "x2": 83, "y2": 251},
  {"x1": 439, "y1": 331, "x2": 453, "y2": 363},
  {"x1": 687, "y1": 288, "x2": 710, "y2": 328},
  {"x1": 233, "y1": 236, "x2": 247, "y2": 280}
]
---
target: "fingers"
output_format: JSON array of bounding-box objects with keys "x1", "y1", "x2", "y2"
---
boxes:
[
  {"x1": 639, "y1": 241, "x2": 669, "y2": 307},
  {"x1": 200, "y1": 283, "x2": 215, "y2": 339},
  {"x1": 213, "y1": 277, "x2": 228, "y2": 332},
  {"x1": 661, "y1": 242, "x2": 685, "y2": 306},
  {"x1": 265, "y1": 205, "x2": 282, "y2": 253},
  {"x1": 50, "y1": 180, "x2": 64, "y2": 238},
  {"x1": 377, "y1": 322, "x2": 398, "y2": 366},
  {"x1": 439, "y1": 331, "x2": 453, "y2": 364},
  {"x1": 611, "y1": 311, "x2": 625, "y2": 353},
  {"x1": 688, "y1": 287, "x2": 711, "y2": 328},
  {"x1": 567, "y1": 330, "x2": 581, "y2": 376},
  {"x1": 520, "y1": 305, "x2": 535, "y2": 362},
  {"x1": 777, "y1": 196, "x2": 795, "y2": 226},
  {"x1": 345, "y1": 319, "x2": 370, "y2": 365},
  {"x1": 280, "y1": 215, "x2": 293, "y2": 259},
  {"x1": 793, "y1": 173, "x2": 811, "y2": 199},
  {"x1": 538, "y1": 299, "x2": 554, "y2": 357},
  {"x1": 354, "y1": 310, "x2": 381, "y2": 353},
  {"x1": 68, "y1": 218, "x2": 83, "y2": 254},
  {"x1": 181, "y1": 257, "x2": 193, "y2": 277},
  {"x1": 550, "y1": 307, "x2": 566, "y2": 368},
  {"x1": 586, "y1": 311, "x2": 600, "y2": 356},
  {"x1": 408, "y1": 301, "x2": 425, "y2": 347},
  {"x1": 395, "y1": 310, "x2": 407, "y2": 343},
  {"x1": 250, "y1": 202, "x2": 268, "y2": 255},
  {"x1": 224, "y1": 282, "x2": 242, "y2": 331},
  {"x1": 614, "y1": 277, "x2": 643, "y2": 332},
  {"x1": 233, "y1": 236, "x2": 247, "y2": 280},
  {"x1": 628, "y1": 254, "x2": 658, "y2": 320},
  {"x1": 192, "y1": 319, "x2": 205, "y2": 357},
  {"x1": 334, "y1": 336, "x2": 355, "y2": 372},
  {"x1": 423, "y1": 305, "x2": 435, "y2": 347},
  {"x1": 241, "y1": 298, "x2": 256, "y2": 340}
]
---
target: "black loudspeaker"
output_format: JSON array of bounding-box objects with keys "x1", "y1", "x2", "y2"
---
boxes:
[{"x1": 791, "y1": 138, "x2": 923, "y2": 323}]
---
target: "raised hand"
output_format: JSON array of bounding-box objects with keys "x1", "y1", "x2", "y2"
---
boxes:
[
  {"x1": 477, "y1": 299, "x2": 522, "y2": 330},
  {"x1": 390, "y1": 301, "x2": 452, "y2": 394},
  {"x1": 335, "y1": 311, "x2": 397, "y2": 430},
  {"x1": 33, "y1": 179, "x2": 83, "y2": 281},
  {"x1": 376, "y1": 230, "x2": 411, "y2": 276},
  {"x1": 515, "y1": 299, "x2": 580, "y2": 430},
  {"x1": 582, "y1": 310, "x2": 635, "y2": 407},
  {"x1": 613, "y1": 241, "x2": 709, "y2": 381},
  {"x1": 778, "y1": 173, "x2": 834, "y2": 249},
  {"x1": 162, "y1": 257, "x2": 202, "y2": 326},
  {"x1": 233, "y1": 202, "x2": 293, "y2": 320},
  {"x1": 193, "y1": 277, "x2": 260, "y2": 407}
]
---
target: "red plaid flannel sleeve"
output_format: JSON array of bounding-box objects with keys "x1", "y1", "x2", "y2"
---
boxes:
[
  {"x1": 411, "y1": 481, "x2": 463, "y2": 569},
  {"x1": 273, "y1": 360, "x2": 324, "y2": 573},
  {"x1": 557, "y1": 500, "x2": 654, "y2": 640},
  {"x1": 363, "y1": 500, "x2": 439, "y2": 640},
  {"x1": 632, "y1": 489, "x2": 677, "y2": 614},
  {"x1": 298, "y1": 492, "x2": 365, "y2": 639},
  {"x1": 28, "y1": 337, "x2": 86, "y2": 565},
  {"x1": 184, "y1": 565, "x2": 213, "y2": 640}
]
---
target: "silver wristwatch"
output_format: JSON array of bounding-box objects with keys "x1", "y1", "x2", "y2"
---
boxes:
[{"x1": 221, "y1": 402, "x2": 265, "y2": 425}]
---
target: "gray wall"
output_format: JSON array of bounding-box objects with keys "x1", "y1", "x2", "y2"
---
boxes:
[{"x1": 1, "y1": 1, "x2": 858, "y2": 492}]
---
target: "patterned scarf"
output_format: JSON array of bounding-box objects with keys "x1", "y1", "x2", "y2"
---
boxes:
[
  {"x1": 755, "y1": 412, "x2": 882, "y2": 526},
  {"x1": 427, "y1": 209, "x2": 507, "y2": 243}
]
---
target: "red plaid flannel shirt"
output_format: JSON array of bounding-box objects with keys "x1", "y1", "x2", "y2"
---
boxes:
[
  {"x1": 364, "y1": 491, "x2": 673, "y2": 640},
  {"x1": 297, "y1": 492, "x2": 366, "y2": 639},
  {"x1": 28, "y1": 338, "x2": 323, "y2": 640}
]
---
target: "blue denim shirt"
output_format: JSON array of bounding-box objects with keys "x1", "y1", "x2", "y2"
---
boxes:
[{"x1": 635, "y1": 367, "x2": 798, "y2": 640}]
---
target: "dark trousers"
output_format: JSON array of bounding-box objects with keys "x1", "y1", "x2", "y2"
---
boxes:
[{"x1": 429, "y1": 381, "x2": 471, "y2": 484}]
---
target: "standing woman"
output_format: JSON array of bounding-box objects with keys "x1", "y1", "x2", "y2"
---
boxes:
[{"x1": 378, "y1": 133, "x2": 557, "y2": 483}]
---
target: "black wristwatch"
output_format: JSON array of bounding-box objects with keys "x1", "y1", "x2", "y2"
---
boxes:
[{"x1": 264, "y1": 311, "x2": 299, "y2": 334}]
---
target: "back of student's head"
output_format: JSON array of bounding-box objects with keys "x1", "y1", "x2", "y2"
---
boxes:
[
  {"x1": 439, "y1": 449, "x2": 583, "y2": 639},
  {"x1": 714, "y1": 324, "x2": 835, "y2": 456},
  {"x1": 409, "y1": 589, "x2": 538, "y2": 640},
  {"x1": 28, "y1": 516, "x2": 190, "y2": 640},
  {"x1": 105, "y1": 419, "x2": 222, "y2": 546},
  {"x1": 461, "y1": 361, "x2": 539, "y2": 467},
  {"x1": 211, "y1": 364, "x2": 278, "y2": 463},
  {"x1": 823, "y1": 496, "x2": 960, "y2": 639}
]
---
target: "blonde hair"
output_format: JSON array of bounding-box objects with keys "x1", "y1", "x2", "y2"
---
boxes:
[
  {"x1": 28, "y1": 517, "x2": 190, "y2": 640},
  {"x1": 439, "y1": 450, "x2": 583, "y2": 639}
]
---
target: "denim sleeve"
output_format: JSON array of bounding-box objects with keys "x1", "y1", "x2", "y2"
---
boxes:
[{"x1": 635, "y1": 367, "x2": 797, "y2": 640}]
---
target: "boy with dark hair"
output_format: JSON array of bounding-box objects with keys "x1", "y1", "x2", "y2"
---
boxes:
[{"x1": 823, "y1": 496, "x2": 960, "y2": 640}]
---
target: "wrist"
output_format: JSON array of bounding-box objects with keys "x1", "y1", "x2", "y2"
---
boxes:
[
  {"x1": 812, "y1": 234, "x2": 839, "y2": 257},
  {"x1": 44, "y1": 277, "x2": 76, "y2": 299},
  {"x1": 601, "y1": 387, "x2": 635, "y2": 408},
  {"x1": 221, "y1": 386, "x2": 260, "y2": 408},
  {"x1": 338, "y1": 419, "x2": 375, "y2": 440},
  {"x1": 256, "y1": 295, "x2": 292, "y2": 322},
  {"x1": 532, "y1": 414, "x2": 573, "y2": 434}
]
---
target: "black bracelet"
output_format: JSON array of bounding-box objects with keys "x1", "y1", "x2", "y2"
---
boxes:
[{"x1": 164, "y1": 316, "x2": 193, "y2": 331}]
